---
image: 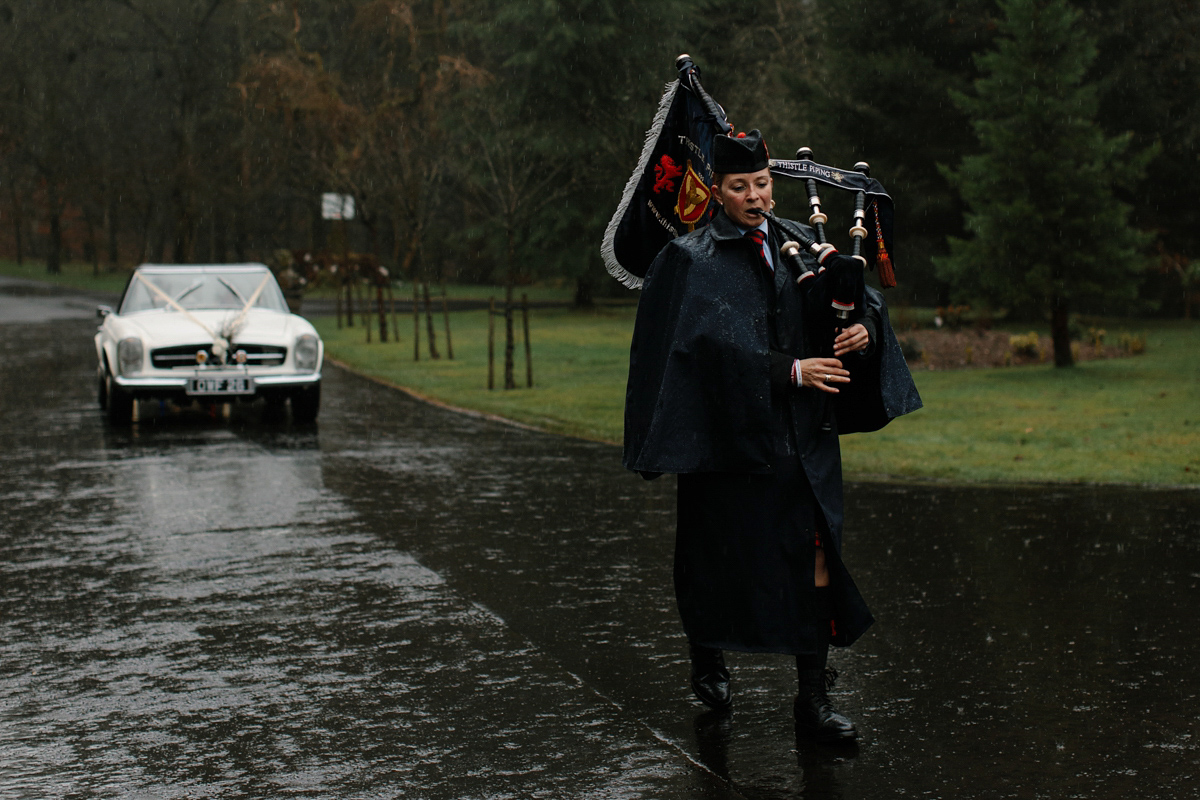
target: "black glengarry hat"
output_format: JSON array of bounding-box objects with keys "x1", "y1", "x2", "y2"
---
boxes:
[{"x1": 712, "y1": 129, "x2": 769, "y2": 173}]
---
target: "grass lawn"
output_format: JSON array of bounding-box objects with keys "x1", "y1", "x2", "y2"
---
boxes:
[
  {"x1": 314, "y1": 306, "x2": 635, "y2": 443},
  {"x1": 840, "y1": 320, "x2": 1200, "y2": 485},
  {"x1": 317, "y1": 310, "x2": 1200, "y2": 486},
  {"x1": 0, "y1": 258, "x2": 133, "y2": 295}
]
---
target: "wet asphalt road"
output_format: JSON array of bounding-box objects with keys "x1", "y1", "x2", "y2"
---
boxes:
[{"x1": 2, "y1": 285, "x2": 1200, "y2": 798}]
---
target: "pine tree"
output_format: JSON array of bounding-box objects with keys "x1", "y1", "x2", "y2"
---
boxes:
[
  {"x1": 936, "y1": 0, "x2": 1154, "y2": 367},
  {"x1": 802, "y1": 0, "x2": 997, "y2": 305}
]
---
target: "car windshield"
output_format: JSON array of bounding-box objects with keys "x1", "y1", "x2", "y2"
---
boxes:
[{"x1": 120, "y1": 270, "x2": 288, "y2": 314}]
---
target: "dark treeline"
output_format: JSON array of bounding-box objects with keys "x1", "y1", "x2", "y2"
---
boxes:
[{"x1": 0, "y1": 0, "x2": 1196, "y2": 313}]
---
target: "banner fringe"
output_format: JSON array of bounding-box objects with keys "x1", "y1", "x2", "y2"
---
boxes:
[{"x1": 600, "y1": 79, "x2": 679, "y2": 290}]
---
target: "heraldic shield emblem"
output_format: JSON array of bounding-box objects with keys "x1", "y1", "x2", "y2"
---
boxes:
[
  {"x1": 601, "y1": 66, "x2": 724, "y2": 288},
  {"x1": 675, "y1": 162, "x2": 711, "y2": 229}
]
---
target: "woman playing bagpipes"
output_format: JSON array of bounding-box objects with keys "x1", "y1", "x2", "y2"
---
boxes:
[{"x1": 623, "y1": 129, "x2": 920, "y2": 742}]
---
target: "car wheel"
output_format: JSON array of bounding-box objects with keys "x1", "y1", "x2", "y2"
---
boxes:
[
  {"x1": 290, "y1": 384, "x2": 320, "y2": 424},
  {"x1": 106, "y1": 376, "x2": 134, "y2": 425},
  {"x1": 97, "y1": 365, "x2": 109, "y2": 410}
]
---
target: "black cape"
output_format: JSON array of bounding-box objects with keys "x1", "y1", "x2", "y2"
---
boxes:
[
  {"x1": 623, "y1": 212, "x2": 922, "y2": 652},
  {"x1": 623, "y1": 212, "x2": 922, "y2": 478}
]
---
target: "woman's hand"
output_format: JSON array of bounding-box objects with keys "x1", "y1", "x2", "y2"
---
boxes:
[
  {"x1": 833, "y1": 323, "x2": 870, "y2": 357},
  {"x1": 799, "y1": 358, "x2": 849, "y2": 393}
]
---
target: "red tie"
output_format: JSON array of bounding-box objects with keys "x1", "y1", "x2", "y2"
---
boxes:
[{"x1": 745, "y1": 228, "x2": 771, "y2": 274}]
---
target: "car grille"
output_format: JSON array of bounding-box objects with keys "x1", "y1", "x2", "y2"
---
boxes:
[{"x1": 150, "y1": 343, "x2": 288, "y2": 369}]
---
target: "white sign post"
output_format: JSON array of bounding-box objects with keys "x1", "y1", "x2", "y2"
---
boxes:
[
  {"x1": 321, "y1": 193, "x2": 355, "y2": 221},
  {"x1": 322, "y1": 193, "x2": 356, "y2": 330}
]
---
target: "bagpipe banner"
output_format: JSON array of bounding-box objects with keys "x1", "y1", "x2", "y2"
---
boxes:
[
  {"x1": 601, "y1": 57, "x2": 729, "y2": 289},
  {"x1": 603, "y1": 55, "x2": 898, "y2": 289},
  {"x1": 768, "y1": 157, "x2": 897, "y2": 287}
]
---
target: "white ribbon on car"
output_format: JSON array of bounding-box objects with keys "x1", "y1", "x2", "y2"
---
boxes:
[
  {"x1": 135, "y1": 272, "x2": 224, "y2": 352},
  {"x1": 134, "y1": 272, "x2": 272, "y2": 363},
  {"x1": 223, "y1": 273, "x2": 273, "y2": 341}
]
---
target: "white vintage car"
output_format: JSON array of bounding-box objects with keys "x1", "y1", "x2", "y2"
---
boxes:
[{"x1": 95, "y1": 263, "x2": 323, "y2": 424}]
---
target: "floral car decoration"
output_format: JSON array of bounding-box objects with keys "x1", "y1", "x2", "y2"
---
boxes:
[{"x1": 95, "y1": 263, "x2": 323, "y2": 424}]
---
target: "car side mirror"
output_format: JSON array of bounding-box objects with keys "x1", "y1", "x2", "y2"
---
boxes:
[{"x1": 97, "y1": 305, "x2": 113, "y2": 319}]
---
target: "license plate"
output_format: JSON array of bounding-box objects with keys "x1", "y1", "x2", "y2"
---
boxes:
[{"x1": 186, "y1": 376, "x2": 254, "y2": 396}]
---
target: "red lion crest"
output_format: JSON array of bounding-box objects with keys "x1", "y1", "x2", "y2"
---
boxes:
[{"x1": 653, "y1": 155, "x2": 684, "y2": 195}]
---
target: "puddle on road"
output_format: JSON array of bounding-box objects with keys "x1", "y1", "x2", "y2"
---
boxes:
[
  {"x1": 312, "y1": 369, "x2": 1200, "y2": 799},
  {"x1": 0, "y1": 321, "x2": 707, "y2": 799},
  {"x1": 2, "y1": 319, "x2": 1198, "y2": 799}
]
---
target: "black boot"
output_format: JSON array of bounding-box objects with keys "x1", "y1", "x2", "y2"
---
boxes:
[
  {"x1": 794, "y1": 666, "x2": 857, "y2": 743},
  {"x1": 689, "y1": 643, "x2": 732, "y2": 710}
]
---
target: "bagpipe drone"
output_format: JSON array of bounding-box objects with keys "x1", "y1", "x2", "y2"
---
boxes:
[{"x1": 601, "y1": 54, "x2": 899, "y2": 336}]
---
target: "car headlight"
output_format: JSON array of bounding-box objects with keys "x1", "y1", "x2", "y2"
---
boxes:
[
  {"x1": 117, "y1": 337, "x2": 143, "y2": 375},
  {"x1": 294, "y1": 334, "x2": 320, "y2": 372}
]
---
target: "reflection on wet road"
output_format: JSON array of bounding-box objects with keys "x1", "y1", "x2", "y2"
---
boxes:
[{"x1": 2, "y1": 316, "x2": 1198, "y2": 798}]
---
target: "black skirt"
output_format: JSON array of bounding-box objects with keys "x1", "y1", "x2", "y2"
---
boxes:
[{"x1": 674, "y1": 451, "x2": 873, "y2": 656}]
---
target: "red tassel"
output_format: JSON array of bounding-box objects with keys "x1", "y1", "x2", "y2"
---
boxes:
[
  {"x1": 876, "y1": 247, "x2": 896, "y2": 289},
  {"x1": 872, "y1": 202, "x2": 897, "y2": 289}
]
